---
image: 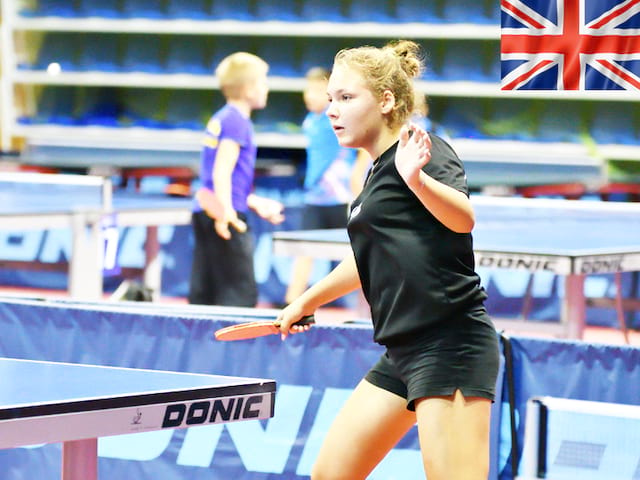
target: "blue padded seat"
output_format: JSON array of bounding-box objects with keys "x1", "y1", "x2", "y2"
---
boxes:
[
  {"x1": 32, "y1": 87, "x2": 79, "y2": 125},
  {"x1": 77, "y1": 0, "x2": 123, "y2": 18},
  {"x1": 442, "y1": 0, "x2": 493, "y2": 24},
  {"x1": 166, "y1": 0, "x2": 210, "y2": 19},
  {"x1": 301, "y1": 0, "x2": 346, "y2": 22},
  {"x1": 121, "y1": 0, "x2": 167, "y2": 18},
  {"x1": 395, "y1": 0, "x2": 442, "y2": 23},
  {"x1": 257, "y1": 39, "x2": 301, "y2": 77},
  {"x1": 32, "y1": 33, "x2": 81, "y2": 71},
  {"x1": 122, "y1": 89, "x2": 170, "y2": 129},
  {"x1": 590, "y1": 103, "x2": 638, "y2": 145},
  {"x1": 20, "y1": 0, "x2": 80, "y2": 17},
  {"x1": 535, "y1": 103, "x2": 585, "y2": 143},
  {"x1": 78, "y1": 88, "x2": 123, "y2": 127},
  {"x1": 210, "y1": 0, "x2": 253, "y2": 20},
  {"x1": 165, "y1": 90, "x2": 212, "y2": 130},
  {"x1": 440, "y1": 42, "x2": 491, "y2": 82},
  {"x1": 299, "y1": 38, "x2": 346, "y2": 75},
  {"x1": 347, "y1": 0, "x2": 395, "y2": 23},
  {"x1": 440, "y1": 100, "x2": 489, "y2": 139},
  {"x1": 254, "y1": 0, "x2": 300, "y2": 21},
  {"x1": 166, "y1": 37, "x2": 210, "y2": 75},
  {"x1": 77, "y1": 35, "x2": 121, "y2": 72},
  {"x1": 121, "y1": 35, "x2": 165, "y2": 73},
  {"x1": 209, "y1": 37, "x2": 256, "y2": 71}
]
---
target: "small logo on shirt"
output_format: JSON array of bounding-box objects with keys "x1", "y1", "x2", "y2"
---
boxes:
[{"x1": 350, "y1": 204, "x2": 361, "y2": 220}]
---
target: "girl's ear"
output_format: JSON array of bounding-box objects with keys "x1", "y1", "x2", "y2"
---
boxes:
[{"x1": 380, "y1": 89, "x2": 395, "y2": 114}]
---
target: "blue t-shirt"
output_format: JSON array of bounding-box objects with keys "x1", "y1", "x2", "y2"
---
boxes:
[
  {"x1": 303, "y1": 110, "x2": 357, "y2": 206},
  {"x1": 195, "y1": 104, "x2": 256, "y2": 213}
]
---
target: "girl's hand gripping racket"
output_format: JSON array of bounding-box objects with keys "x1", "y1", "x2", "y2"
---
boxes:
[
  {"x1": 195, "y1": 188, "x2": 247, "y2": 233},
  {"x1": 214, "y1": 315, "x2": 315, "y2": 341}
]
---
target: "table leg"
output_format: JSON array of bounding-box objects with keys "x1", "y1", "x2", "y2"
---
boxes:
[
  {"x1": 144, "y1": 225, "x2": 161, "y2": 301},
  {"x1": 563, "y1": 274, "x2": 586, "y2": 339},
  {"x1": 69, "y1": 212, "x2": 103, "y2": 301},
  {"x1": 61, "y1": 438, "x2": 98, "y2": 480}
]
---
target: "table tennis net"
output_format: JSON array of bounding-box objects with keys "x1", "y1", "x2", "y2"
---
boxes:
[{"x1": 517, "y1": 396, "x2": 640, "y2": 480}]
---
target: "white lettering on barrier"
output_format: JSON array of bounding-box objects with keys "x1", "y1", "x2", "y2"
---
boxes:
[{"x1": 0, "y1": 231, "x2": 44, "y2": 261}]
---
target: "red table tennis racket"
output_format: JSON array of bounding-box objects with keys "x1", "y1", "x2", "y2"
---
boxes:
[
  {"x1": 214, "y1": 315, "x2": 315, "y2": 341},
  {"x1": 195, "y1": 187, "x2": 247, "y2": 233}
]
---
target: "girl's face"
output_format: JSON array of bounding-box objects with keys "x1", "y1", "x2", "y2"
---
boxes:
[{"x1": 326, "y1": 65, "x2": 386, "y2": 153}]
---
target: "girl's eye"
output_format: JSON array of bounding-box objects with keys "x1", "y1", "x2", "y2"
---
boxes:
[{"x1": 342, "y1": 95, "x2": 352, "y2": 101}]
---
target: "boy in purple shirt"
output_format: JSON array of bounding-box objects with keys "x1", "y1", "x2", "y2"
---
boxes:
[{"x1": 189, "y1": 52, "x2": 284, "y2": 306}]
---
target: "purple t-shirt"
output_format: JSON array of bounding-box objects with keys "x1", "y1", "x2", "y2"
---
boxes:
[{"x1": 195, "y1": 104, "x2": 256, "y2": 213}]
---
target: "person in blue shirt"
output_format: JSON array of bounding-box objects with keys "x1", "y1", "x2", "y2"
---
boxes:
[
  {"x1": 189, "y1": 52, "x2": 284, "y2": 306},
  {"x1": 283, "y1": 67, "x2": 361, "y2": 305}
]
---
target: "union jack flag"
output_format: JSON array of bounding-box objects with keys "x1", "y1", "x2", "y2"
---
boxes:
[{"x1": 501, "y1": 0, "x2": 640, "y2": 90}]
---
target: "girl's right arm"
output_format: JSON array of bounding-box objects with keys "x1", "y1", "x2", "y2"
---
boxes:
[{"x1": 278, "y1": 252, "x2": 361, "y2": 337}]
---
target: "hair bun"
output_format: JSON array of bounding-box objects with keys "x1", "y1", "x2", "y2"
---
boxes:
[{"x1": 388, "y1": 40, "x2": 423, "y2": 79}]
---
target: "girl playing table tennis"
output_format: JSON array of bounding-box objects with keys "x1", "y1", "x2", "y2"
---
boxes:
[{"x1": 277, "y1": 40, "x2": 499, "y2": 480}]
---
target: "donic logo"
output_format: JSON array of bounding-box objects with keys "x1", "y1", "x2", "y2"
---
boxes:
[{"x1": 161, "y1": 395, "x2": 265, "y2": 428}]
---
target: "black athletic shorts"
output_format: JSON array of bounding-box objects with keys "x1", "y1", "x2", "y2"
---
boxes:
[{"x1": 365, "y1": 306, "x2": 500, "y2": 411}]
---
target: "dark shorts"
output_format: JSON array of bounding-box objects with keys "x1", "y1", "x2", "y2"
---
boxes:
[
  {"x1": 301, "y1": 204, "x2": 349, "y2": 230},
  {"x1": 365, "y1": 307, "x2": 500, "y2": 411},
  {"x1": 188, "y1": 211, "x2": 257, "y2": 307}
]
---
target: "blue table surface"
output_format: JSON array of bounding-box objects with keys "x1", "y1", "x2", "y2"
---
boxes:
[
  {"x1": 0, "y1": 357, "x2": 270, "y2": 409},
  {"x1": 274, "y1": 199, "x2": 640, "y2": 256},
  {"x1": 0, "y1": 191, "x2": 192, "y2": 216}
]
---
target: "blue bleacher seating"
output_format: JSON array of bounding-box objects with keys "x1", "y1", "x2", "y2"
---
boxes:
[
  {"x1": 121, "y1": 0, "x2": 167, "y2": 18},
  {"x1": 395, "y1": 0, "x2": 442, "y2": 23},
  {"x1": 301, "y1": 0, "x2": 346, "y2": 22},
  {"x1": 440, "y1": 42, "x2": 491, "y2": 82},
  {"x1": 77, "y1": 0, "x2": 123, "y2": 18},
  {"x1": 441, "y1": 100, "x2": 488, "y2": 139},
  {"x1": 20, "y1": 0, "x2": 80, "y2": 17},
  {"x1": 257, "y1": 38, "x2": 301, "y2": 77},
  {"x1": 535, "y1": 103, "x2": 585, "y2": 143},
  {"x1": 442, "y1": 0, "x2": 493, "y2": 24},
  {"x1": 165, "y1": 91, "x2": 212, "y2": 130},
  {"x1": 77, "y1": 35, "x2": 121, "y2": 72},
  {"x1": 253, "y1": 93, "x2": 305, "y2": 133},
  {"x1": 254, "y1": 0, "x2": 300, "y2": 22},
  {"x1": 32, "y1": 33, "x2": 81, "y2": 71},
  {"x1": 122, "y1": 89, "x2": 170, "y2": 129},
  {"x1": 121, "y1": 35, "x2": 165, "y2": 73},
  {"x1": 210, "y1": 37, "x2": 256, "y2": 71},
  {"x1": 590, "y1": 103, "x2": 638, "y2": 145},
  {"x1": 166, "y1": 0, "x2": 210, "y2": 19},
  {"x1": 166, "y1": 37, "x2": 210, "y2": 75},
  {"x1": 299, "y1": 38, "x2": 345, "y2": 75},
  {"x1": 78, "y1": 88, "x2": 123, "y2": 126},
  {"x1": 347, "y1": 0, "x2": 395, "y2": 23},
  {"x1": 482, "y1": 100, "x2": 537, "y2": 141},
  {"x1": 210, "y1": 0, "x2": 253, "y2": 20},
  {"x1": 31, "y1": 87, "x2": 79, "y2": 125}
]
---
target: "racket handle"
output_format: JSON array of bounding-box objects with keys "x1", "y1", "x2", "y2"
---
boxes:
[{"x1": 292, "y1": 314, "x2": 315, "y2": 327}]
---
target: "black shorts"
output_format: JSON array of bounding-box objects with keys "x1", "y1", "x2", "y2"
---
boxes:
[
  {"x1": 301, "y1": 204, "x2": 349, "y2": 230},
  {"x1": 365, "y1": 307, "x2": 500, "y2": 411},
  {"x1": 188, "y1": 211, "x2": 257, "y2": 307}
]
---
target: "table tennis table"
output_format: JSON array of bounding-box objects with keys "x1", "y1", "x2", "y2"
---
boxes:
[
  {"x1": 0, "y1": 357, "x2": 275, "y2": 480},
  {"x1": 0, "y1": 172, "x2": 192, "y2": 300},
  {"x1": 272, "y1": 195, "x2": 640, "y2": 339}
]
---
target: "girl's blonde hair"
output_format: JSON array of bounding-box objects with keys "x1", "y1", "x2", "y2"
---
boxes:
[
  {"x1": 215, "y1": 52, "x2": 269, "y2": 99},
  {"x1": 333, "y1": 40, "x2": 423, "y2": 129}
]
